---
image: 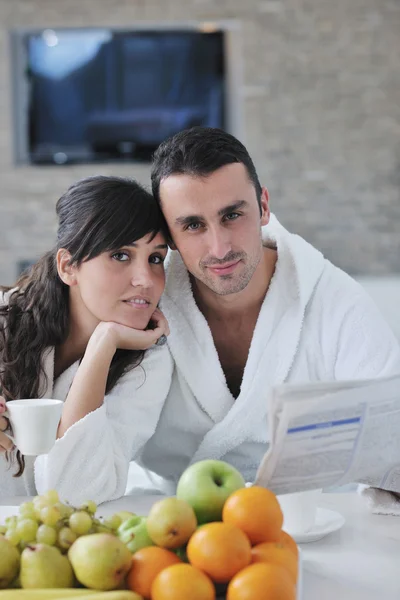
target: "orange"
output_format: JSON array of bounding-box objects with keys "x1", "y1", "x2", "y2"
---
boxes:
[
  {"x1": 251, "y1": 541, "x2": 298, "y2": 583},
  {"x1": 227, "y1": 562, "x2": 296, "y2": 600},
  {"x1": 187, "y1": 521, "x2": 251, "y2": 583},
  {"x1": 151, "y1": 563, "x2": 215, "y2": 600},
  {"x1": 278, "y1": 530, "x2": 299, "y2": 559},
  {"x1": 222, "y1": 486, "x2": 283, "y2": 545},
  {"x1": 126, "y1": 546, "x2": 181, "y2": 599}
]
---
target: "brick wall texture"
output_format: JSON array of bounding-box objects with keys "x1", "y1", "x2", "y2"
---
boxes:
[{"x1": 0, "y1": 0, "x2": 399, "y2": 284}]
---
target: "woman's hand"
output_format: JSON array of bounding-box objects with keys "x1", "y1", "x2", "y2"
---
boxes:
[
  {"x1": 0, "y1": 396, "x2": 13, "y2": 454},
  {"x1": 91, "y1": 308, "x2": 170, "y2": 353}
]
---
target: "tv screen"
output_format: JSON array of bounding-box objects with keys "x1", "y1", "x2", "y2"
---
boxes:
[{"x1": 22, "y1": 28, "x2": 226, "y2": 164}]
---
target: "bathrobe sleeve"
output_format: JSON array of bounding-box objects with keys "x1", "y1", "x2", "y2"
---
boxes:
[
  {"x1": 33, "y1": 344, "x2": 173, "y2": 505},
  {"x1": 333, "y1": 287, "x2": 400, "y2": 380}
]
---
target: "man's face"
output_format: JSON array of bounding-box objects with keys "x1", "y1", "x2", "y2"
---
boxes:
[{"x1": 159, "y1": 163, "x2": 270, "y2": 296}]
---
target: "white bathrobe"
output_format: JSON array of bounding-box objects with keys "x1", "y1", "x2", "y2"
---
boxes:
[
  {"x1": 129, "y1": 215, "x2": 400, "y2": 494},
  {"x1": 0, "y1": 322, "x2": 173, "y2": 504},
  {"x1": 2, "y1": 216, "x2": 399, "y2": 503}
]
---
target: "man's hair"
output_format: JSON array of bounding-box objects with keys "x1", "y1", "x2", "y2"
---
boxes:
[{"x1": 151, "y1": 127, "x2": 263, "y2": 213}]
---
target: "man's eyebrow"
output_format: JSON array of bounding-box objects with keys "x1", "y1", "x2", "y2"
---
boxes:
[
  {"x1": 175, "y1": 214, "x2": 203, "y2": 226},
  {"x1": 217, "y1": 200, "x2": 247, "y2": 217}
]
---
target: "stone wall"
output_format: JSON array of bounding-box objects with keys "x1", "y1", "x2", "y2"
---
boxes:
[{"x1": 0, "y1": 0, "x2": 399, "y2": 284}]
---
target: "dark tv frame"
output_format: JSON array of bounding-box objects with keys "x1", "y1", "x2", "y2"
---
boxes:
[{"x1": 10, "y1": 21, "x2": 243, "y2": 166}]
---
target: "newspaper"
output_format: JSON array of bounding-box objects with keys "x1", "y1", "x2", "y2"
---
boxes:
[{"x1": 255, "y1": 373, "x2": 400, "y2": 495}]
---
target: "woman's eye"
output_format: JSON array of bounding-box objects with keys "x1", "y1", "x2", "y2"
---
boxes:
[
  {"x1": 112, "y1": 251, "x2": 129, "y2": 262},
  {"x1": 149, "y1": 254, "x2": 165, "y2": 265},
  {"x1": 187, "y1": 222, "x2": 202, "y2": 231}
]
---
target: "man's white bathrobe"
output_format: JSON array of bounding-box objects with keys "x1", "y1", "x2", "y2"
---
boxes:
[
  {"x1": 130, "y1": 215, "x2": 400, "y2": 494},
  {"x1": 2, "y1": 216, "x2": 400, "y2": 503}
]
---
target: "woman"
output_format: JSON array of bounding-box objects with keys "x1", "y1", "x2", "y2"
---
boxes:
[{"x1": 0, "y1": 175, "x2": 173, "y2": 504}]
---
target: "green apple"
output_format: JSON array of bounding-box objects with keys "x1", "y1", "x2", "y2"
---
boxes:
[
  {"x1": 146, "y1": 497, "x2": 197, "y2": 549},
  {"x1": 176, "y1": 459, "x2": 245, "y2": 524},
  {"x1": 117, "y1": 515, "x2": 154, "y2": 553}
]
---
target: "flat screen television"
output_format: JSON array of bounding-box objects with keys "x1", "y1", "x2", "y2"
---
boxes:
[{"x1": 12, "y1": 27, "x2": 228, "y2": 164}]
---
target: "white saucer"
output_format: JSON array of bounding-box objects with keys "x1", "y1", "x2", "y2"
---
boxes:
[{"x1": 285, "y1": 507, "x2": 345, "y2": 544}]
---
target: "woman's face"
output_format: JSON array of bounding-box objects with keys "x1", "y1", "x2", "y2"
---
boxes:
[{"x1": 64, "y1": 231, "x2": 168, "y2": 332}]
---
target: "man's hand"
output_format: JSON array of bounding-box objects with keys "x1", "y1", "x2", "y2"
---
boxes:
[
  {"x1": 91, "y1": 308, "x2": 170, "y2": 353},
  {"x1": 0, "y1": 396, "x2": 13, "y2": 454}
]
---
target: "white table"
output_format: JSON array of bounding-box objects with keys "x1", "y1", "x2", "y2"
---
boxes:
[{"x1": 2, "y1": 492, "x2": 400, "y2": 599}]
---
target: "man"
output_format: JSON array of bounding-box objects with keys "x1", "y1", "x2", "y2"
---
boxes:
[{"x1": 130, "y1": 126, "x2": 400, "y2": 495}]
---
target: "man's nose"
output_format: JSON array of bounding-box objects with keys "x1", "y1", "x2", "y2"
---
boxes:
[{"x1": 208, "y1": 227, "x2": 232, "y2": 260}]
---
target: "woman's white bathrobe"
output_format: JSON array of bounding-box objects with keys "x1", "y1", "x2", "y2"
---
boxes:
[
  {"x1": 129, "y1": 215, "x2": 400, "y2": 494},
  {"x1": 0, "y1": 332, "x2": 173, "y2": 504}
]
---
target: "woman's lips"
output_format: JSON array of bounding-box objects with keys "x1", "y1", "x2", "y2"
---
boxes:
[{"x1": 123, "y1": 299, "x2": 151, "y2": 309}]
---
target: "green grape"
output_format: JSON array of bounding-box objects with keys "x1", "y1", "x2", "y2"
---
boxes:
[
  {"x1": 42, "y1": 489, "x2": 60, "y2": 505},
  {"x1": 5, "y1": 516, "x2": 18, "y2": 529},
  {"x1": 16, "y1": 518, "x2": 39, "y2": 543},
  {"x1": 57, "y1": 526, "x2": 77, "y2": 550},
  {"x1": 54, "y1": 502, "x2": 74, "y2": 519},
  {"x1": 102, "y1": 514, "x2": 122, "y2": 531},
  {"x1": 0, "y1": 525, "x2": 7, "y2": 535},
  {"x1": 94, "y1": 524, "x2": 111, "y2": 534},
  {"x1": 5, "y1": 529, "x2": 21, "y2": 546},
  {"x1": 69, "y1": 511, "x2": 93, "y2": 535},
  {"x1": 40, "y1": 505, "x2": 62, "y2": 527},
  {"x1": 36, "y1": 524, "x2": 57, "y2": 546},
  {"x1": 33, "y1": 498, "x2": 49, "y2": 519},
  {"x1": 19, "y1": 501, "x2": 36, "y2": 519},
  {"x1": 80, "y1": 500, "x2": 97, "y2": 515}
]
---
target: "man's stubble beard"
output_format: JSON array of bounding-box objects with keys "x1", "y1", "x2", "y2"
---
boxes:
[{"x1": 198, "y1": 247, "x2": 264, "y2": 297}]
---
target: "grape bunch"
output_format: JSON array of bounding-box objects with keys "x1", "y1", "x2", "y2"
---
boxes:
[{"x1": 0, "y1": 489, "x2": 122, "y2": 554}]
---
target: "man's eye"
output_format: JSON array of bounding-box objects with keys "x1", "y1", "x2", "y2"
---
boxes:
[
  {"x1": 224, "y1": 212, "x2": 240, "y2": 221},
  {"x1": 112, "y1": 251, "x2": 129, "y2": 262}
]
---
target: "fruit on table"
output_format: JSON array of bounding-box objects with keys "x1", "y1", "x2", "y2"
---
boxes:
[
  {"x1": 278, "y1": 530, "x2": 299, "y2": 559},
  {"x1": 68, "y1": 533, "x2": 132, "y2": 591},
  {"x1": 226, "y1": 562, "x2": 296, "y2": 600},
  {"x1": 0, "y1": 478, "x2": 297, "y2": 598},
  {"x1": 0, "y1": 489, "x2": 113, "y2": 556},
  {"x1": 0, "y1": 535, "x2": 20, "y2": 589},
  {"x1": 57, "y1": 527, "x2": 78, "y2": 551},
  {"x1": 20, "y1": 544, "x2": 74, "y2": 589},
  {"x1": 126, "y1": 545, "x2": 181, "y2": 598},
  {"x1": 117, "y1": 516, "x2": 154, "y2": 554},
  {"x1": 151, "y1": 563, "x2": 215, "y2": 600},
  {"x1": 0, "y1": 592, "x2": 143, "y2": 600},
  {"x1": 113, "y1": 511, "x2": 136, "y2": 525},
  {"x1": 251, "y1": 541, "x2": 298, "y2": 584},
  {"x1": 176, "y1": 459, "x2": 245, "y2": 524},
  {"x1": 187, "y1": 521, "x2": 251, "y2": 584},
  {"x1": 222, "y1": 485, "x2": 284, "y2": 544},
  {"x1": 146, "y1": 497, "x2": 197, "y2": 549}
]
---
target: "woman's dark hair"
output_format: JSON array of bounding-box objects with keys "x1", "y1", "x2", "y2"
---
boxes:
[
  {"x1": 151, "y1": 126, "x2": 263, "y2": 214},
  {"x1": 0, "y1": 175, "x2": 167, "y2": 476}
]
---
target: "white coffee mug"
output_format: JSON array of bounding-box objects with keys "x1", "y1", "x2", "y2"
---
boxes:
[
  {"x1": 278, "y1": 488, "x2": 323, "y2": 535},
  {"x1": 4, "y1": 399, "x2": 63, "y2": 456}
]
